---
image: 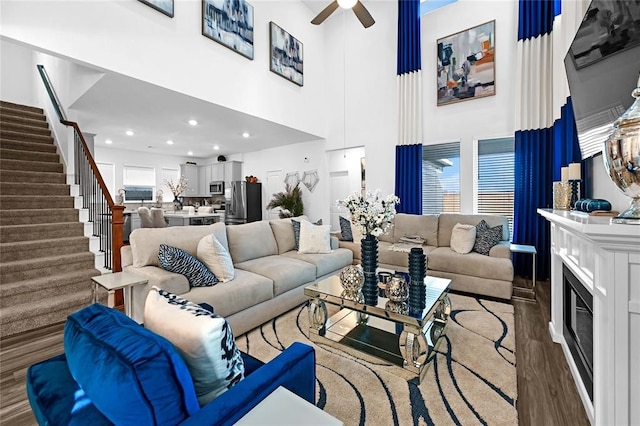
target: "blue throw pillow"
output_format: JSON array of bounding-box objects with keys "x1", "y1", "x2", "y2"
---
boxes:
[
  {"x1": 292, "y1": 218, "x2": 322, "y2": 250},
  {"x1": 339, "y1": 216, "x2": 354, "y2": 242},
  {"x1": 158, "y1": 244, "x2": 218, "y2": 287},
  {"x1": 64, "y1": 303, "x2": 200, "y2": 426}
]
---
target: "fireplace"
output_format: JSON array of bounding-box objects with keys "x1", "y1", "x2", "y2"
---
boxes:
[{"x1": 562, "y1": 264, "x2": 593, "y2": 401}]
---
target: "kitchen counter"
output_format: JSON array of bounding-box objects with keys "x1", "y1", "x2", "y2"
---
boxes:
[{"x1": 163, "y1": 211, "x2": 221, "y2": 226}]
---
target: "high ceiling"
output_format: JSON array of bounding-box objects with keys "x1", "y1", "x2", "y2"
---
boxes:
[{"x1": 71, "y1": 72, "x2": 323, "y2": 159}]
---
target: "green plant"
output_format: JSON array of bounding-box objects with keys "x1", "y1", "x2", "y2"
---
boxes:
[{"x1": 267, "y1": 183, "x2": 303, "y2": 218}]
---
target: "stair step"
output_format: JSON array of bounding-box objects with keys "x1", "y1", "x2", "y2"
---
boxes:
[
  {"x1": 0, "y1": 195, "x2": 74, "y2": 210},
  {"x1": 0, "y1": 101, "x2": 44, "y2": 115},
  {"x1": 0, "y1": 158, "x2": 63, "y2": 173},
  {"x1": 0, "y1": 208, "x2": 78, "y2": 226},
  {"x1": 0, "y1": 130, "x2": 53, "y2": 145},
  {"x1": 0, "y1": 148, "x2": 59, "y2": 163},
  {"x1": 0, "y1": 138, "x2": 57, "y2": 153},
  {"x1": 0, "y1": 182, "x2": 69, "y2": 196},
  {"x1": 0, "y1": 269, "x2": 97, "y2": 307},
  {"x1": 0, "y1": 169, "x2": 66, "y2": 184},
  {"x1": 1, "y1": 252, "x2": 96, "y2": 283},
  {"x1": 0, "y1": 222, "x2": 84, "y2": 243},
  {"x1": 0, "y1": 291, "x2": 96, "y2": 337},
  {"x1": 0, "y1": 112, "x2": 48, "y2": 128},
  {"x1": 0, "y1": 236, "x2": 89, "y2": 262},
  {"x1": 0, "y1": 121, "x2": 51, "y2": 136}
]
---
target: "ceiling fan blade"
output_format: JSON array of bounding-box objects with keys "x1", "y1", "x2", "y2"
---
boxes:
[
  {"x1": 311, "y1": 1, "x2": 340, "y2": 25},
  {"x1": 352, "y1": 1, "x2": 375, "y2": 28}
]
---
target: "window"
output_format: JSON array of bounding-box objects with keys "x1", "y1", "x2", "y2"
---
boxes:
[
  {"x1": 123, "y1": 165, "x2": 155, "y2": 202},
  {"x1": 422, "y1": 142, "x2": 460, "y2": 214},
  {"x1": 96, "y1": 162, "x2": 115, "y2": 201},
  {"x1": 475, "y1": 137, "x2": 515, "y2": 236}
]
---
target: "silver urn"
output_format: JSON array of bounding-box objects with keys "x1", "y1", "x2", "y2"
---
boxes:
[{"x1": 603, "y1": 73, "x2": 640, "y2": 224}]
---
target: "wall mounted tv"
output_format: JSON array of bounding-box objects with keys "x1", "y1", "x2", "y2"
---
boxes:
[
  {"x1": 124, "y1": 186, "x2": 154, "y2": 201},
  {"x1": 564, "y1": 0, "x2": 640, "y2": 159}
]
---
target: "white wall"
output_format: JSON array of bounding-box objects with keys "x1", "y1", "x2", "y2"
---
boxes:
[
  {"x1": 0, "y1": 0, "x2": 328, "y2": 138},
  {"x1": 235, "y1": 139, "x2": 330, "y2": 223},
  {"x1": 0, "y1": 40, "x2": 35, "y2": 106}
]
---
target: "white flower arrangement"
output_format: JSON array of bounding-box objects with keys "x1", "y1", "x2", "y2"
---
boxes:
[
  {"x1": 164, "y1": 176, "x2": 188, "y2": 198},
  {"x1": 339, "y1": 189, "x2": 400, "y2": 237}
]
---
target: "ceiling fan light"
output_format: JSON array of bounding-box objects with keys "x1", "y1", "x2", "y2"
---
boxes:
[{"x1": 338, "y1": 0, "x2": 357, "y2": 9}]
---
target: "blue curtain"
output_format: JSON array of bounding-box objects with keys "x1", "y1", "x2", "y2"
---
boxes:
[
  {"x1": 397, "y1": 0, "x2": 421, "y2": 75},
  {"x1": 395, "y1": 144, "x2": 423, "y2": 214},
  {"x1": 553, "y1": 97, "x2": 582, "y2": 181}
]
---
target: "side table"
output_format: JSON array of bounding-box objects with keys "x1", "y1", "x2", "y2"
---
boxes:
[
  {"x1": 91, "y1": 271, "x2": 148, "y2": 317},
  {"x1": 510, "y1": 243, "x2": 537, "y2": 300},
  {"x1": 234, "y1": 386, "x2": 342, "y2": 425}
]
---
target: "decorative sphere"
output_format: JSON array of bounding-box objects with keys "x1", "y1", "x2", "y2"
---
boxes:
[{"x1": 339, "y1": 265, "x2": 364, "y2": 292}]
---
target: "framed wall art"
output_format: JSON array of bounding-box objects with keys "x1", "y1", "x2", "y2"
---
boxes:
[
  {"x1": 269, "y1": 22, "x2": 303, "y2": 86},
  {"x1": 138, "y1": 0, "x2": 174, "y2": 17},
  {"x1": 202, "y1": 0, "x2": 254, "y2": 60},
  {"x1": 437, "y1": 20, "x2": 495, "y2": 106}
]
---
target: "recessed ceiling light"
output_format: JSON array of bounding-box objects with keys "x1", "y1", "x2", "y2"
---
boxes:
[
  {"x1": 126, "y1": 130, "x2": 134, "y2": 136},
  {"x1": 213, "y1": 145, "x2": 220, "y2": 150},
  {"x1": 188, "y1": 119, "x2": 198, "y2": 126},
  {"x1": 167, "y1": 140, "x2": 174, "y2": 145},
  {"x1": 105, "y1": 139, "x2": 113, "y2": 144},
  {"x1": 242, "y1": 132, "x2": 250, "y2": 138},
  {"x1": 187, "y1": 151, "x2": 194, "y2": 156}
]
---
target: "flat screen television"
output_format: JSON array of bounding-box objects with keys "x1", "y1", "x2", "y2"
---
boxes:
[
  {"x1": 564, "y1": 0, "x2": 640, "y2": 159},
  {"x1": 123, "y1": 186, "x2": 154, "y2": 201}
]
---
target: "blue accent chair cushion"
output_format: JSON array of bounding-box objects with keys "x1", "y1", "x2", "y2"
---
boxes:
[{"x1": 63, "y1": 303, "x2": 200, "y2": 425}]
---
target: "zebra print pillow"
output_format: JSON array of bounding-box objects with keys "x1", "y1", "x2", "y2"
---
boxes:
[
  {"x1": 339, "y1": 216, "x2": 354, "y2": 242},
  {"x1": 472, "y1": 220, "x2": 503, "y2": 256},
  {"x1": 158, "y1": 244, "x2": 218, "y2": 287},
  {"x1": 144, "y1": 287, "x2": 245, "y2": 406}
]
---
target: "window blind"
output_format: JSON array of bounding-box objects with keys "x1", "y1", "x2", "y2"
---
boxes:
[
  {"x1": 477, "y1": 137, "x2": 514, "y2": 236},
  {"x1": 422, "y1": 142, "x2": 460, "y2": 215},
  {"x1": 123, "y1": 165, "x2": 155, "y2": 186}
]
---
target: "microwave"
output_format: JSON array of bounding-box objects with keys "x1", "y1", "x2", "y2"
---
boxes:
[{"x1": 209, "y1": 181, "x2": 224, "y2": 195}]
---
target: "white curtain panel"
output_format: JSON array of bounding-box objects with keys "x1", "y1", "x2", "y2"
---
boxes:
[
  {"x1": 397, "y1": 70, "x2": 423, "y2": 146},
  {"x1": 516, "y1": 0, "x2": 590, "y2": 131}
]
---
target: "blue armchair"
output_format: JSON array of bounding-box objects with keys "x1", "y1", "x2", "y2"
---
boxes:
[{"x1": 26, "y1": 304, "x2": 315, "y2": 425}]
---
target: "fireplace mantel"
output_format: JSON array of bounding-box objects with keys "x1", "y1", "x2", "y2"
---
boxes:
[{"x1": 538, "y1": 209, "x2": 640, "y2": 425}]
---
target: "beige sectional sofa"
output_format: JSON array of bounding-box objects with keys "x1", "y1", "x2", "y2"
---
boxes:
[
  {"x1": 338, "y1": 213, "x2": 514, "y2": 300},
  {"x1": 121, "y1": 217, "x2": 353, "y2": 335}
]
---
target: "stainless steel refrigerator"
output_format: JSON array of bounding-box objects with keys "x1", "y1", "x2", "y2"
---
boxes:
[{"x1": 225, "y1": 181, "x2": 262, "y2": 225}]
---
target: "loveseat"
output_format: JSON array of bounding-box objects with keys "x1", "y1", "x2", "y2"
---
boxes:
[
  {"x1": 122, "y1": 217, "x2": 353, "y2": 335},
  {"x1": 26, "y1": 303, "x2": 316, "y2": 425},
  {"x1": 339, "y1": 213, "x2": 514, "y2": 300}
]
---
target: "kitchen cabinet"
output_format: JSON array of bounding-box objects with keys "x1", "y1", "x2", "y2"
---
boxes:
[
  {"x1": 180, "y1": 164, "x2": 198, "y2": 196},
  {"x1": 223, "y1": 161, "x2": 242, "y2": 186},
  {"x1": 197, "y1": 165, "x2": 212, "y2": 196},
  {"x1": 211, "y1": 164, "x2": 224, "y2": 181}
]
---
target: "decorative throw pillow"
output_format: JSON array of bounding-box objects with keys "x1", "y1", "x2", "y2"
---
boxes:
[
  {"x1": 298, "y1": 220, "x2": 332, "y2": 254},
  {"x1": 64, "y1": 303, "x2": 200, "y2": 425},
  {"x1": 144, "y1": 287, "x2": 245, "y2": 406},
  {"x1": 473, "y1": 220, "x2": 503, "y2": 256},
  {"x1": 292, "y1": 218, "x2": 323, "y2": 250},
  {"x1": 158, "y1": 244, "x2": 218, "y2": 287},
  {"x1": 450, "y1": 223, "x2": 477, "y2": 254},
  {"x1": 197, "y1": 234, "x2": 235, "y2": 282},
  {"x1": 339, "y1": 216, "x2": 354, "y2": 241}
]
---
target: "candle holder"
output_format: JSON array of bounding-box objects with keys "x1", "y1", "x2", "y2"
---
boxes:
[
  {"x1": 569, "y1": 180, "x2": 581, "y2": 209},
  {"x1": 553, "y1": 182, "x2": 571, "y2": 210}
]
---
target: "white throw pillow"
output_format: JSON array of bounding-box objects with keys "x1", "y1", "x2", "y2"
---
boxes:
[
  {"x1": 197, "y1": 234, "x2": 235, "y2": 282},
  {"x1": 298, "y1": 220, "x2": 332, "y2": 254},
  {"x1": 450, "y1": 223, "x2": 477, "y2": 254},
  {"x1": 144, "y1": 287, "x2": 244, "y2": 406}
]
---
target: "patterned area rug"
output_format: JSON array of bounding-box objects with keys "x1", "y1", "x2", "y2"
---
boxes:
[{"x1": 236, "y1": 293, "x2": 517, "y2": 425}]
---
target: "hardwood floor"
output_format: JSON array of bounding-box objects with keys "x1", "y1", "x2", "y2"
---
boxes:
[{"x1": 0, "y1": 278, "x2": 589, "y2": 425}]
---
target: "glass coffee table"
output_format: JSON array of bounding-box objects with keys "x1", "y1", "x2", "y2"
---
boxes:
[{"x1": 304, "y1": 275, "x2": 451, "y2": 383}]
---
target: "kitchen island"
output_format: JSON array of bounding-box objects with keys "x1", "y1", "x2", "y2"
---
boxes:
[{"x1": 163, "y1": 211, "x2": 221, "y2": 226}]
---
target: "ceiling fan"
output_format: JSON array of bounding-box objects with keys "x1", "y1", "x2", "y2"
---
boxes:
[{"x1": 311, "y1": 0, "x2": 375, "y2": 28}]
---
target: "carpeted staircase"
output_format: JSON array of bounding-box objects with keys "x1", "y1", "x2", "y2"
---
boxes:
[{"x1": 0, "y1": 100, "x2": 100, "y2": 338}]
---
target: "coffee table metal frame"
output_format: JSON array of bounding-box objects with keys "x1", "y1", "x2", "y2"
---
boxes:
[{"x1": 305, "y1": 275, "x2": 451, "y2": 383}]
